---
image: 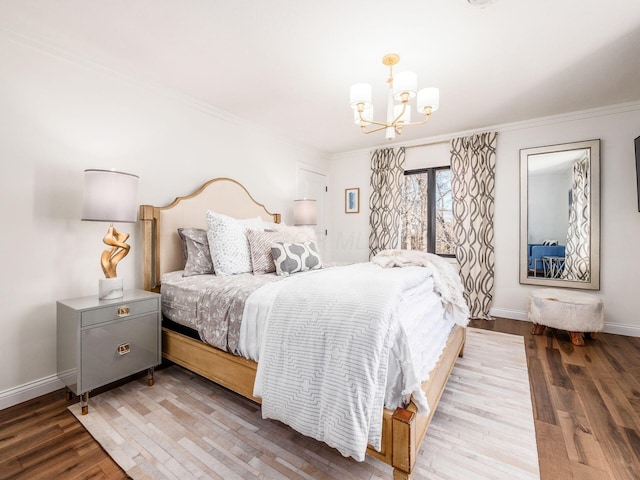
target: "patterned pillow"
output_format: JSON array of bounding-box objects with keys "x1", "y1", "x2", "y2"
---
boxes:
[
  {"x1": 177, "y1": 228, "x2": 214, "y2": 276},
  {"x1": 542, "y1": 240, "x2": 558, "y2": 246},
  {"x1": 205, "y1": 210, "x2": 262, "y2": 276},
  {"x1": 271, "y1": 241, "x2": 322, "y2": 276},
  {"x1": 247, "y1": 229, "x2": 289, "y2": 274}
]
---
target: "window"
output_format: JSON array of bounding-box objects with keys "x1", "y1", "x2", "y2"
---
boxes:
[{"x1": 402, "y1": 167, "x2": 455, "y2": 256}]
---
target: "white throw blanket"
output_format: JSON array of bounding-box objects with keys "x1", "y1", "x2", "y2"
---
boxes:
[
  {"x1": 372, "y1": 249, "x2": 470, "y2": 327},
  {"x1": 254, "y1": 263, "x2": 435, "y2": 461}
]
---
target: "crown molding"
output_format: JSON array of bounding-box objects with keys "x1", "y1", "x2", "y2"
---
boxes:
[
  {"x1": 331, "y1": 100, "x2": 640, "y2": 160},
  {"x1": 0, "y1": 27, "x2": 329, "y2": 157}
]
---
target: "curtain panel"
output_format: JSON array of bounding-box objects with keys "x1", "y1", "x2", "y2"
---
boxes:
[
  {"x1": 450, "y1": 132, "x2": 497, "y2": 319},
  {"x1": 562, "y1": 154, "x2": 591, "y2": 281},
  {"x1": 369, "y1": 147, "x2": 406, "y2": 258}
]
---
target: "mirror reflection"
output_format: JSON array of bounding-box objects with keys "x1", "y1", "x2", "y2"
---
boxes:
[{"x1": 520, "y1": 140, "x2": 600, "y2": 290}]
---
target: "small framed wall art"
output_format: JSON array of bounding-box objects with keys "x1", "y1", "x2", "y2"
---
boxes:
[{"x1": 345, "y1": 187, "x2": 360, "y2": 214}]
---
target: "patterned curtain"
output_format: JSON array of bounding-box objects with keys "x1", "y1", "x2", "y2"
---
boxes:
[
  {"x1": 369, "y1": 147, "x2": 406, "y2": 258},
  {"x1": 450, "y1": 132, "x2": 497, "y2": 320},
  {"x1": 562, "y1": 154, "x2": 591, "y2": 281}
]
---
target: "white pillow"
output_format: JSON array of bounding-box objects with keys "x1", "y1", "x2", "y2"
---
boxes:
[{"x1": 205, "y1": 210, "x2": 262, "y2": 276}]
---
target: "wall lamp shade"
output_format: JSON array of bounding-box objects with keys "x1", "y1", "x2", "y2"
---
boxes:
[
  {"x1": 293, "y1": 199, "x2": 317, "y2": 226},
  {"x1": 82, "y1": 169, "x2": 139, "y2": 300}
]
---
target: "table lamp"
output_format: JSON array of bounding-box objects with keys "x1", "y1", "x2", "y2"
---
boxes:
[
  {"x1": 293, "y1": 199, "x2": 317, "y2": 226},
  {"x1": 81, "y1": 169, "x2": 139, "y2": 299}
]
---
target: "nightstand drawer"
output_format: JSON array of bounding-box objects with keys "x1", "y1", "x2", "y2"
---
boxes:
[
  {"x1": 81, "y1": 313, "x2": 159, "y2": 392},
  {"x1": 81, "y1": 298, "x2": 158, "y2": 327}
]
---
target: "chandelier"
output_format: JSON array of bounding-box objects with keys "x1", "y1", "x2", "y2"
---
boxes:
[{"x1": 349, "y1": 53, "x2": 439, "y2": 140}]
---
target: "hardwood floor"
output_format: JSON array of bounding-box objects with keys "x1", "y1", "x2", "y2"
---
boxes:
[
  {"x1": 469, "y1": 318, "x2": 640, "y2": 480},
  {"x1": 1, "y1": 318, "x2": 639, "y2": 479},
  {"x1": 0, "y1": 388, "x2": 127, "y2": 479}
]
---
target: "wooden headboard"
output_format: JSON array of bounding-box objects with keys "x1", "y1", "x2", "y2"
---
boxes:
[{"x1": 139, "y1": 177, "x2": 280, "y2": 292}]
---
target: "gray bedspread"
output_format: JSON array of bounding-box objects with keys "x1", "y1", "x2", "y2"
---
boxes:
[{"x1": 161, "y1": 271, "x2": 280, "y2": 353}]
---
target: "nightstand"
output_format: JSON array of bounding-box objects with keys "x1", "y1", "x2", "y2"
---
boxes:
[{"x1": 57, "y1": 289, "x2": 161, "y2": 414}]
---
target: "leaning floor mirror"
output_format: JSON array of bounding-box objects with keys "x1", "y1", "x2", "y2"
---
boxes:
[{"x1": 520, "y1": 139, "x2": 600, "y2": 290}]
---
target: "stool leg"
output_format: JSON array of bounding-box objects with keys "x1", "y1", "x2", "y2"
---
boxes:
[
  {"x1": 531, "y1": 324, "x2": 546, "y2": 335},
  {"x1": 569, "y1": 332, "x2": 585, "y2": 346}
]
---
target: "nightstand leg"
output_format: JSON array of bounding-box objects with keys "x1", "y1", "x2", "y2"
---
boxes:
[
  {"x1": 80, "y1": 392, "x2": 89, "y2": 415},
  {"x1": 147, "y1": 366, "x2": 155, "y2": 386},
  {"x1": 65, "y1": 387, "x2": 73, "y2": 401}
]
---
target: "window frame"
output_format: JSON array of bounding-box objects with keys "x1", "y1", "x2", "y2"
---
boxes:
[{"x1": 404, "y1": 166, "x2": 455, "y2": 258}]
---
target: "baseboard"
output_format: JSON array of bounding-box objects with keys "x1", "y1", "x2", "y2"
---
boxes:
[
  {"x1": 489, "y1": 307, "x2": 640, "y2": 338},
  {"x1": 0, "y1": 374, "x2": 64, "y2": 410},
  {"x1": 602, "y1": 323, "x2": 640, "y2": 338},
  {"x1": 489, "y1": 307, "x2": 528, "y2": 321}
]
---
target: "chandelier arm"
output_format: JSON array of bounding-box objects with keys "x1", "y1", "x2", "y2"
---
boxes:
[
  {"x1": 360, "y1": 124, "x2": 389, "y2": 134},
  {"x1": 400, "y1": 111, "x2": 433, "y2": 127},
  {"x1": 362, "y1": 119, "x2": 389, "y2": 128},
  {"x1": 390, "y1": 102, "x2": 408, "y2": 125},
  {"x1": 356, "y1": 105, "x2": 390, "y2": 128}
]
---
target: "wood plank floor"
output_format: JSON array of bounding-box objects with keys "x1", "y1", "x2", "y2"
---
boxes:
[{"x1": 1, "y1": 317, "x2": 639, "y2": 479}]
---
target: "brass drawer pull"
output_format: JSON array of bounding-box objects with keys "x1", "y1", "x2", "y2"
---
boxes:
[
  {"x1": 117, "y1": 343, "x2": 130, "y2": 355},
  {"x1": 117, "y1": 306, "x2": 130, "y2": 317}
]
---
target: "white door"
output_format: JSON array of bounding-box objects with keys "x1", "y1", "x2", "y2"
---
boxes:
[{"x1": 297, "y1": 168, "x2": 327, "y2": 255}]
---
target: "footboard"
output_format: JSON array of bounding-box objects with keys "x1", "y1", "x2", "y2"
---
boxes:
[{"x1": 368, "y1": 324, "x2": 466, "y2": 479}]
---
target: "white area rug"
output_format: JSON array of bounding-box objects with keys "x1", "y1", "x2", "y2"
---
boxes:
[{"x1": 70, "y1": 328, "x2": 540, "y2": 479}]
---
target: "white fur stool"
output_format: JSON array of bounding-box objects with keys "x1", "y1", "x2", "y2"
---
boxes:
[{"x1": 528, "y1": 288, "x2": 604, "y2": 346}]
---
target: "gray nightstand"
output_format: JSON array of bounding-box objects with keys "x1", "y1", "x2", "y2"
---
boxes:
[{"x1": 57, "y1": 289, "x2": 161, "y2": 414}]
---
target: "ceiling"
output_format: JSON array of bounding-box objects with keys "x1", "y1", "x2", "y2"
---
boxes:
[{"x1": 1, "y1": 0, "x2": 640, "y2": 155}]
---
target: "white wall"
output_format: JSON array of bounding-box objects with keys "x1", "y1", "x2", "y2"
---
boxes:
[
  {"x1": 528, "y1": 169, "x2": 570, "y2": 245},
  {"x1": 328, "y1": 151, "x2": 371, "y2": 263},
  {"x1": 329, "y1": 104, "x2": 640, "y2": 337},
  {"x1": 0, "y1": 33, "x2": 328, "y2": 407}
]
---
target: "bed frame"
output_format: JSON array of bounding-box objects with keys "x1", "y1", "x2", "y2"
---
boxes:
[{"x1": 140, "y1": 177, "x2": 465, "y2": 480}]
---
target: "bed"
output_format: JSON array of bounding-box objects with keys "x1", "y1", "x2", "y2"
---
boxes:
[{"x1": 140, "y1": 177, "x2": 467, "y2": 479}]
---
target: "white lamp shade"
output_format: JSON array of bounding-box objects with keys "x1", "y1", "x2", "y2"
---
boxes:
[
  {"x1": 293, "y1": 199, "x2": 317, "y2": 226},
  {"x1": 353, "y1": 104, "x2": 373, "y2": 124},
  {"x1": 392, "y1": 71, "x2": 417, "y2": 100},
  {"x1": 393, "y1": 104, "x2": 411, "y2": 123},
  {"x1": 417, "y1": 87, "x2": 440, "y2": 113},
  {"x1": 350, "y1": 83, "x2": 372, "y2": 108},
  {"x1": 82, "y1": 169, "x2": 139, "y2": 223},
  {"x1": 385, "y1": 126, "x2": 395, "y2": 141}
]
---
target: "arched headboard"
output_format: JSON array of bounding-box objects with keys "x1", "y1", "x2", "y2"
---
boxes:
[{"x1": 139, "y1": 177, "x2": 280, "y2": 291}]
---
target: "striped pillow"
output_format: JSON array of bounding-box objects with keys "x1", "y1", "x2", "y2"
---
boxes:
[{"x1": 247, "y1": 229, "x2": 289, "y2": 274}]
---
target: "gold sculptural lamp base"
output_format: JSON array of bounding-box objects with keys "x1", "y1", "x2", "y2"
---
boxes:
[
  {"x1": 101, "y1": 225, "x2": 130, "y2": 278},
  {"x1": 98, "y1": 225, "x2": 131, "y2": 300}
]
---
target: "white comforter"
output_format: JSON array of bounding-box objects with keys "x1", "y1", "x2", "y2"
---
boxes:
[{"x1": 247, "y1": 261, "x2": 465, "y2": 461}]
